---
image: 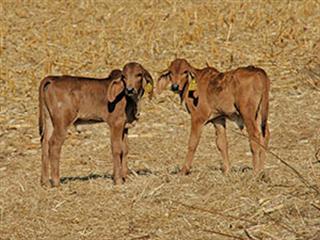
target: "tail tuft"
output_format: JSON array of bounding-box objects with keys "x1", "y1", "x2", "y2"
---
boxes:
[
  {"x1": 261, "y1": 120, "x2": 267, "y2": 137},
  {"x1": 260, "y1": 73, "x2": 270, "y2": 138}
]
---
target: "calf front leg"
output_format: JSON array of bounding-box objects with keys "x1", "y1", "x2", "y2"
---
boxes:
[
  {"x1": 121, "y1": 128, "x2": 129, "y2": 180},
  {"x1": 110, "y1": 123, "x2": 125, "y2": 185},
  {"x1": 213, "y1": 118, "x2": 230, "y2": 174},
  {"x1": 181, "y1": 118, "x2": 204, "y2": 175}
]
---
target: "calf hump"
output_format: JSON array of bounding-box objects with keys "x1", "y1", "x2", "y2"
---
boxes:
[
  {"x1": 209, "y1": 72, "x2": 225, "y2": 92},
  {"x1": 243, "y1": 65, "x2": 268, "y2": 76},
  {"x1": 201, "y1": 66, "x2": 219, "y2": 75}
]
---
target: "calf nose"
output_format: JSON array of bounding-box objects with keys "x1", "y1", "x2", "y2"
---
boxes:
[
  {"x1": 171, "y1": 84, "x2": 179, "y2": 92},
  {"x1": 126, "y1": 87, "x2": 134, "y2": 95}
]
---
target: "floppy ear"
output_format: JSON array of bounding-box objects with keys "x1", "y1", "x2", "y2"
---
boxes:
[
  {"x1": 107, "y1": 79, "x2": 124, "y2": 102},
  {"x1": 156, "y1": 70, "x2": 170, "y2": 95},
  {"x1": 142, "y1": 68, "x2": 154, "y2": 100},
  {"x1": 108, "y1": 69, "x2": 122, "y2": 80}
]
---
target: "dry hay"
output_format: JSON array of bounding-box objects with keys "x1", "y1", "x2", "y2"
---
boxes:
[{"x1": 1, "y1": 0, "x2": 320, "y2": 239}]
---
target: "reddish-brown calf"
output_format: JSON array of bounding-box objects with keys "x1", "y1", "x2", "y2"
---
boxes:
[
  {"x1": 39, "y1": 62, "x2": 153, "y2": 187},
  {"x1": 157, "y1": 58, "x2": 270, "y2": 175}
]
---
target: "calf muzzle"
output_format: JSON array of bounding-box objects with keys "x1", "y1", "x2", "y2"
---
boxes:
[
  {"x1": 171, "y1": 84, "x2": 179, "y2": 93},
  {"x1": 125, "y1": 87, "x2": 136, "y2": 96}
]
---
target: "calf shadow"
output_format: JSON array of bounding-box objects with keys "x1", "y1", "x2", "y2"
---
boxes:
[
  {"x1": 60, "y1": 168, "x2": 153, "y2": 184},
  {"x1": 208, "y1": 165, "x2": 253, "y2": 173},
  {"x1": 170, "y1": 165, "x2": 253, "y2": 175},
  {"x1": 60, "y1": 166, "x2": 255, "y2": 184}
]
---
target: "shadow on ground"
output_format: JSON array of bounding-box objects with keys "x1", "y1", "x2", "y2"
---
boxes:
[{"x1": 60, "y1": 168, "x2": 154, "y2": 184}]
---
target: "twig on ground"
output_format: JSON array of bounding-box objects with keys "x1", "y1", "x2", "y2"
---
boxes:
[
  {"x1": 232, "y1": 130, "x2": 320, "y2": 194},
  {"x1": 169, "y1": 199, "x2": 257, "y2": 224},
  {"x1": 244, "y1": 229, "x2": 261, "y2": 240},
  {"x1": 200, "y1": 227, "x2": 246, "y2": 240},
  {"x1": 310, "y1": 203, "x2": 320, "y2": 212}
]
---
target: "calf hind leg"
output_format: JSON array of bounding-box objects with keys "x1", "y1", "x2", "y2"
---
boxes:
[
  {"x1": 40, "y1": 116, "x2": 54, "y2": 187},
  {"x1": 48, "y1": 126, "x2": 67, "y2": 187},
  {"x1": 243, "y1": 115, "x2": 264, "y2": 174}
]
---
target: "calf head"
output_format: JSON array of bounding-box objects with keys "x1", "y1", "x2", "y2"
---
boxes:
[
  {"x1": 122, "y1": 62, "x2": 153, "y2": 101},
  {"x1": 156, "y1": 58, "x2": 195, "y2": 96}
]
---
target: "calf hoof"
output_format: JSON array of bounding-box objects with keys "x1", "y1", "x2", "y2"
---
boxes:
[
  {"x1": 121, "y1": 168, "x2": 129, "y2": 179},
  {"x1": 253, "y1": 167, "x2": 263, "y2": 176},
  {"x1": 180, "y1": 166, "x2": 191, "y2": 175},
  {"x1": 222, "y1": 166, "x2": 230, "y2": 175},
  {"x1": 255, "y1": 171, "x2": 271, "y2": 183},
  {"x1": 40, "y1": 178, "x2": 51, "y2": 188},
  {"x1": 50, "y1": 179, "x2": 61, "y2": 188},
  {"x1": 114, "y1": 177, "x2": 124, "y2": 185}
]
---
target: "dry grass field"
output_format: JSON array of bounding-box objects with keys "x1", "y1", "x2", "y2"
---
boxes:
[{"x1": 1, "y1": 0, "x2": 320, "y2": 239}]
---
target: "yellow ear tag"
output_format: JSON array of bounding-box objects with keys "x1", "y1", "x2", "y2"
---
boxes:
[
  {"x1": 144, "y1": 83, "x2": 153, "y2": 93},
  {"x1": 188, "y1": 78, "x2": 197, "y2": 91}
]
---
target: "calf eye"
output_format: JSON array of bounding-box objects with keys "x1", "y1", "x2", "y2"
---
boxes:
[
  {"x1": 183, "y1": 70, "x2": 188, "y2": 75},
  {"x1": 136, "y1": 73, "x2": 142, "y2": 78}
]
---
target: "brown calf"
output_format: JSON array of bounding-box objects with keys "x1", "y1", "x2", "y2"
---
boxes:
[
  {"x1": 39, "y1": 62, "x2": 153, "y2": 187},
  {"x1": 157, "y1": 58, "x2": 270, "y2": 175}
]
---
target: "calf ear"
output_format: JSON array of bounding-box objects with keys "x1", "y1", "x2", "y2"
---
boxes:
[
  {"x1": 108, "y1": 69, "x2": 122, "y2": 79},
  {"x1": 107, "y1": 79, "x2": 124, "y2": 102},
  {"x1": 156, "y1": 70, "x2": 170, "y2": 95},
  {"x1": 142, "y1": 68, "x2": 154, "y2": 100}
]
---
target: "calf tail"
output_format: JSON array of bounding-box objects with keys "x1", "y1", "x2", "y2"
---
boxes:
[
  {"x1": 260, "y1": 74, "x2": 270, "y2": 138},
  {"x1": 39, "y1": 77, "x2": 52, "y2": 141}
]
